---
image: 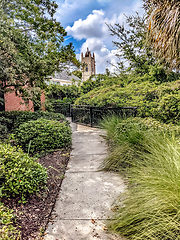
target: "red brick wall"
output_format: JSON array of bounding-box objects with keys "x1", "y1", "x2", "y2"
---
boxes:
[
  {"x1": 4, "y1": 90, "x2": 34, "y2": 112},
  {"x1": 4, "y1": 87, "x2": 46, "y2": 112}
]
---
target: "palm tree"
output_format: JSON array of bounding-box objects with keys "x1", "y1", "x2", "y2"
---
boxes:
[{"x1": 143, "y1": 0, "x2": 180, "y2": 70}]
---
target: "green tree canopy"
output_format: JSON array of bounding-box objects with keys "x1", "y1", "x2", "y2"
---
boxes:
[
  {"x1": 107, "y1": 13, "x2": 156, "y2": 75},
  {"x1": 0, "y1": 0, "x2": 79, "y2": 103}
]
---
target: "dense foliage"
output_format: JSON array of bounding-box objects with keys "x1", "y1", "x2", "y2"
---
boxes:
[
  {"x1": 14, "y1": 118, "x2": 72, "y2": 154},
  {"x1": 75, "y1": 78, "x2": 180, "y2": 123},
  {"x1": 0, "y1": 0, "x2": 79, "y2": 105},
  {"x1": 0, "y1": 143, "x2": 48, "y2": 201},
  {"x1": 0, "y1": 203, "x2": 20, "y2": 240},
  {"x1": 0, "y1": 110, "x2": 67, "y2": 139},
  {"x1": 46, "y1": 83, "x2": 81, "y2": 106}
]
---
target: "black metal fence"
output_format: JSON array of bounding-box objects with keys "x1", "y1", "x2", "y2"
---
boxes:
[
  {"x1": 53, "y1": 103, "x2": 137, "y2": 127},
  {"x1": 52, "y1": 103, "x2": 71, "y2": 117},
  {"x1": 71, "y1": 105, "x2": 137, "y2": 127}
]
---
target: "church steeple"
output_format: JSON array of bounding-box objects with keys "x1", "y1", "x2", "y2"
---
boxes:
[{"x1": 81, "y1": 48, "x2": 96, "y2": 81}]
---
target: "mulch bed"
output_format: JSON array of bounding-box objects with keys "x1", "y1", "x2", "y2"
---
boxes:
[{"x1": 2, "y1": 149, "x2": 71, "y2": 240}]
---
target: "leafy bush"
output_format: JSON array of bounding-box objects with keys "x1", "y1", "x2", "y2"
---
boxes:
[
  {"x1": 0, "y1": 203, "x2": 21, "y2": 240},
  {"x1": 75, "y1": 79, "x2": 180, "y2": 124},
  {"x1": 0, "y1": 143, "x2": 47, "y2": 200},
  {"x1": 14, "y1": 118, "x2": 72, "y2": 154},
  {"x1": 157, "y1": 93, "x2": 180, "y2": 122},
  {"x1": 0, "y1": 111, "x2": 67, "y2": 137},
  {"x1": 0, "y1": 124, "x2": 8, "y2": 140},
  {"x1": 0, "y1": 115, "x2": 13, "y2": 138},
  {"x1": 46, "y1": 83, "x2": 81, "y2": 103}
]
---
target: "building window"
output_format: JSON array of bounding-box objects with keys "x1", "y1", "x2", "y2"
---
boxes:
[{"x1": 86, "y1": 66, "x2": 88, "y2": 72}]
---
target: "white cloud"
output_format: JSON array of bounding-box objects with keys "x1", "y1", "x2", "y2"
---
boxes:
[
  {"x1": 56, "y1": 0, "x2": 94, "y2": 25},
  {"x1": 81, "y1": 38, "x2": 104, "y2": 52},
  {"x1": 66, "y1": 10, "x2": 106, "y2": 40}
]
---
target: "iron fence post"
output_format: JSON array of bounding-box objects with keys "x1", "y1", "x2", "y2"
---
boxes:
[
  {"x1": 134, "y1": 107, "x2": 137, "y2": 117},
  {"x1": 71, "y1": 106, "x2": 74, "y2": 122},
  {"x1": 90, "y1": 106, "x2": 93, "y2": 127}
]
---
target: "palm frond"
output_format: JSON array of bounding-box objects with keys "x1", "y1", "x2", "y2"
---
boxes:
[{"x1": 143, "y1": 0, "x2": 180, "y2": 70}]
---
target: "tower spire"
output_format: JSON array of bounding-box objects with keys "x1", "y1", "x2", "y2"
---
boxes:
[{"x1": 81, "y1": 48, "x2": 96, "y2": 81}]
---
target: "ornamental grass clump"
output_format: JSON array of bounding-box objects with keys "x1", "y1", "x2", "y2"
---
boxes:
[
  {"x1": 109, "y1": 132, "x2": 180, "y2": 239},
  {"x1": 100, "y1": 116, "x2": 180, "y2": 172},
  {"x1": 101, "y1": 116, "x2": 180, "y2": 239},
  {"x1": 14, "y1": 118, "x2": 72, "y2": 155},
  {"x1": 0, "y1": 143, "x2": 47, "y2": 201},
  {"x1": 100, "y1": 116, "x2": 147, "y2": 172}
]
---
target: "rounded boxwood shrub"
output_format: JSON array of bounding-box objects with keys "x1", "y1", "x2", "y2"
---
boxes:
[
  {"x1": 0, "y1": 143, "x2": 47, "y2": 200},
  {"x1": 14, "y1": 118, "x2": 72, "y2": 154},
  {"x1": 0, "y1": 110, "x2": 68, "y2": 133}
]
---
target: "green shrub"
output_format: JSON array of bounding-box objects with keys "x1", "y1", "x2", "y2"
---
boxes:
[
  {"x1": 0, "y1": 143, "x2": 47, "y2": 200},
  {"x1": 0, "y1": 124, "x2": 8, "y2": 140},
  {"x1": 157, "y1": 93, "x2": 180, "y2": 122},
  {"x1": 14, "y1": 118, "x2": 72, "y2": 154},
  {"x1": 0, "y1": 115, "x2": 13, "y2": 139},
  {"x1": 0, "y1": 111, "x2": 67, "y2": 140},
  {"x1": 0, "y1": 203, "x2": 21, "y2": 240},
  {"x1": 46, "y1": 83, "x2": 81, "y2": 103},
  {"x1": 75, "y1": 80, "x2": 180, "y2": 124}
]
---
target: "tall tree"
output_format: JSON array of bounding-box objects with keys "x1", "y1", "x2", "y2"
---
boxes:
[
  {"x1": 107, "y1": 13, "x2": 155, "y2": 75},
  {"x1": 0, "y1": 0, "x2": 79, "y2": 103},
  {"x1": 143, "y1": 0, "x2": 180, "y2": 70}
]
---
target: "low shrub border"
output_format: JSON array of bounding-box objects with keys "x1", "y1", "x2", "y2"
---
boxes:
[
  {"x1": 0, "y1": 111, "x2": 68, "y2": 139},
  {"x1": 14, "y1": 118, "x2": 72, "y2": 155}
]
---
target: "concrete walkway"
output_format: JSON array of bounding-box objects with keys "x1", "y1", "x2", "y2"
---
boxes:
[{"x1": 44, "y1": 122, "x2": 125, "y2": 240}]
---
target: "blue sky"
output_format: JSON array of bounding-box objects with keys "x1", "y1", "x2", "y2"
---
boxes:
[{"x1": 55, "y1": 0, "x2": 144, "y2": 73}]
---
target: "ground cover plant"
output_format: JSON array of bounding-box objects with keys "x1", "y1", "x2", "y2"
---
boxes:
[
  {"x1": 101, "y1": 116, "x2": 180, "y2": 239},
  {"x1": 0, "y1": 202, "x2": 21, "y2": 240}
]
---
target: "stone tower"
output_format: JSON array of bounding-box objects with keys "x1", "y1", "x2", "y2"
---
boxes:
[{"x1": 81, "y1": 48, "x2": 96, "y2": 81}]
